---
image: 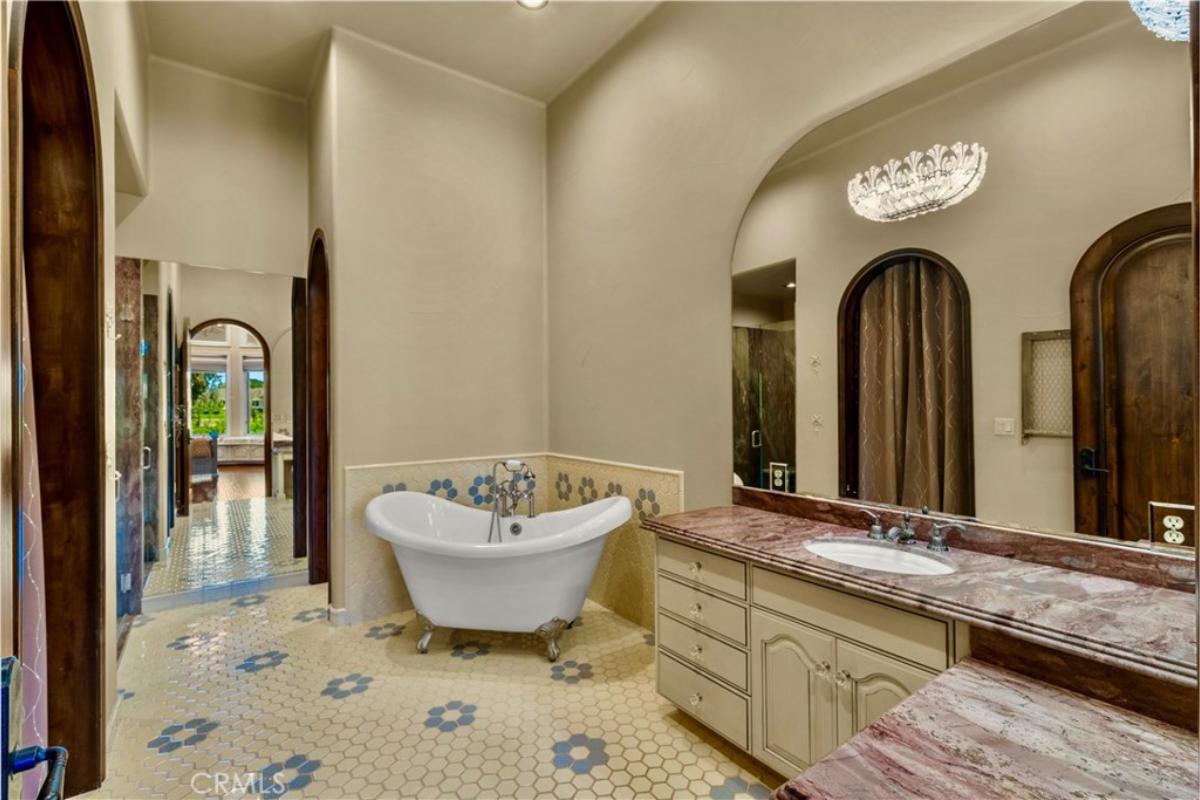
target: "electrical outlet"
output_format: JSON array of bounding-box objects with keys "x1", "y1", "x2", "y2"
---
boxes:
[{"x1": 993, "y1": 417, "x2": 1015, "y2": 436}]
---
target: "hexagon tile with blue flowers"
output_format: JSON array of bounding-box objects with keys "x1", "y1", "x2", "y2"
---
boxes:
[
  {"x1": 146, "y1": 718, "x2": 218, "y2": 753},
  {"x1": 259, "y1": 754, "x2": 322, "y2": 798},
  {"x1": 236, "y1": 650, "x2": 288, "y2": 674},
  {"x1": 467, "y1": 474, "x2": 496, "y2": 505},
  {"x1": 551, "y1": 734, "x2": 609, "y2": 775},
  {"x1": 427, "y1": 478, "x2": 458, "y2": 500},
  {"x1": 549, "y1": 660, "x2": 593, "y2": 684},
  {"x1": 450, "y1": 641, "x2": 490, "y2": 660},
  {"x1": 424, "y1": 700, "x2": 476, "y2": 732},
  {"x1": 320, "y1": 673, "x2": 373, "y2": 699},
  {"x1": 711, "y1": 775, "x2": 773, "y2": 799},
  {"x1": 365, "y1": 622, "x2": 405, "y2": 640}
]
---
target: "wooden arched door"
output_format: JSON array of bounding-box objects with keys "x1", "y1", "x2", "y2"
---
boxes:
[
  {"x1": 1071, "y1": 204, "x2": 1195, "y2": 545},
  {"x1": 8, "y1": 0, "x2": 105, "y2": 791},
  {"x1": 837, "y1": 249, "x2": 975, "y2": 515}
]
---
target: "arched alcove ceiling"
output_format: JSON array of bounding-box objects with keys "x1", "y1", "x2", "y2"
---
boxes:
[{"x1": 727, "y1": 1, "x2": 1130, "y2": 263}]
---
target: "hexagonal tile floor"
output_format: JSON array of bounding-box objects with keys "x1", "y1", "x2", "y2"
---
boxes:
[{"x1": 87, "y1": 584, "x2": 783, "y2": 799}]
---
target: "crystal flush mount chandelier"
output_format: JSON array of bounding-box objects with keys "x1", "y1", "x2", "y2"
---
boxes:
[
  {"x1": 847, "y1": 142, "x2": 988, "y2": 223},
  {"x1": 1129, "y1": 0, "x2": 1189, "y2": 42}
]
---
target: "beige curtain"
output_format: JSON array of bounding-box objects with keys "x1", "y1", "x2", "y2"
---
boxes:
[{"x1": 858, "y1": 258, "x2": 970, "y2": 514}]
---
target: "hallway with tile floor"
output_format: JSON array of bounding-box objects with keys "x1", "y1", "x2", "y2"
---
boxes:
[
  {"x1": 91, "y1": 585, "x2": 781, "y2": 799},
  {"x1": 144, "y1": 497, "x2": 305, "y2": 598}
]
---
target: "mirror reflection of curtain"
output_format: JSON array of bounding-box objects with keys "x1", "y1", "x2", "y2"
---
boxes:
[{"x1": 857, "y1": 257, "x2": 970, "y2": 514}]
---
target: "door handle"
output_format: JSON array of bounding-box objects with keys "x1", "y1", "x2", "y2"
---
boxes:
[
  {"x1": 142, "y1": 446, "x2": 152, "y2": 471},
  {"x1": 751, "y1": 430, "x2": 761, "y2": 448},
  {"x1": 1078, "y1": 447, "x2": 1109, "y2": 476}
]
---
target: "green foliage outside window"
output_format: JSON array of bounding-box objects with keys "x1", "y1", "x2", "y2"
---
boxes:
[
  {"x1": 246, "y1": 370, "x2": 265, "y2": 434},
  {"x1": 191, "y1": 370, "x2": 227, "y2": 435}
]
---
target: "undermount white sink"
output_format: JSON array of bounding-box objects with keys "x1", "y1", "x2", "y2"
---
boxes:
[{"x1": 803, "y1": 538, "x2": 957, "y2": 575}]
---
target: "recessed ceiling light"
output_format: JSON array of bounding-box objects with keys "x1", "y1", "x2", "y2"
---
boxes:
[
  {"x1": 517, "y1": 0, "x2": 549, "y2": 9},
  {"x1": 786, "y1": 282, "x2": 797, "y2": 289}
]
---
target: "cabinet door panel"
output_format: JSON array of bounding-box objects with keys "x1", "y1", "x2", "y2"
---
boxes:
[
  {"x1": 835, "y1": 640, "x2": 935, "y2": 744},
  {"x1": 750, "y1": 609, "x2": 837, "y2": 776}
]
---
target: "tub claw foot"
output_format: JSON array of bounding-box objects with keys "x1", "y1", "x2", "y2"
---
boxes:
[
  {"x1": 416, "y1": 612, "x2": 435, "y2": 654},
  {"x1": 535, "y1": 617, "x2": 570, "y2": 662}
]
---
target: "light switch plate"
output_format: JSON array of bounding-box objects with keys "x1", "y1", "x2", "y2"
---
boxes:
[{"x1": 994, "y1": 417, "x2": 1015, "y2": 436}]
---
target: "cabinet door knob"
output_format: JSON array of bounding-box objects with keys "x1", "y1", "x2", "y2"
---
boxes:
[
  {"x1": 688, "y1": 603, "x2": 702, "y2": 619},
  {"x1": 688, "y1": 693, "x2": 703, "y2": 708},
  {"x1": 815, "y1": 661, "x2": 831, "y2": 677},
  {"x1": 689, "y1": 643, "x2": 703, "y2": 660},
  {"x1": 834, "y1": 669, "x2": 851, "y2": 687},
  {"x1": 689, "y1": 561, "x2": 702, "y2": 575}
]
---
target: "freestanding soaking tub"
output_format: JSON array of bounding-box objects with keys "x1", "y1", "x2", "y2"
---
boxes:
[{"x1": 365, "y1": 490, "x2": 631, "y2": 660}]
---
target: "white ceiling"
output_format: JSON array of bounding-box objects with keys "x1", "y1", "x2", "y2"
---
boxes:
[{"x1": 142, "y1": 1, "x2": 659, "y2": 102}]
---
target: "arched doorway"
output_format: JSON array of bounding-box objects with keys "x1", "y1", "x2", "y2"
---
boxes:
[
  {"x1": 1070, "y1": 203, "x2": 1194, "y2": 544},
  {"x1": 186, "y1": 318, "x2": 273, "y2": 500},
  {"x1": 837, "y1": 249, "x2": 975, "y2": 515},
  {"x1": 8, "y1": 0, "x2": 105, "y2": 792}
]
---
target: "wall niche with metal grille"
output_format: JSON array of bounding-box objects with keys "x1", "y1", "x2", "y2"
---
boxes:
[{"x1": 1021, "y1": 330, "x2": 1073, "y2": 442}]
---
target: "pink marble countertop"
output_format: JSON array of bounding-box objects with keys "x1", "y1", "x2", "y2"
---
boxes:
[
  {"x1": 774, "y1": 658, "x2": 1198, "y2": 800},
  {"x1": 644, "y1": 506, "x2": 1197, "y2": 685}
]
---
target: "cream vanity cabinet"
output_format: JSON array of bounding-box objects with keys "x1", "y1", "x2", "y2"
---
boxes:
[{"x1": 654, "y1": 536, "x2": 956, "y2": 778}]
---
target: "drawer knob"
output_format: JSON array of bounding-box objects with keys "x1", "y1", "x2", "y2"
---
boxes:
[
  {"x1": 688, "y1": 603, "x2": 703, "y2": 619},
  {"x1": 688, "y1": 692, "x2": 703, "y2": 708},
  {"x1": 834, "y1": 669, "x2": 851, "y2": 687},
  {"x1": 689, "y1": 644, "x2": 704, "y2": 660},
  {"x1": 689, "y1": 560, "x2": 703, "y2": 575},
  {"x1": 815, "y1": 661, "x2": 831, "y2": 677}
]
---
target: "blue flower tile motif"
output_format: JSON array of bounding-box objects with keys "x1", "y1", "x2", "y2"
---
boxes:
[
  {"x1": 450, "y1": 641, "x2": 490, "y2": 660},
  {"x1": 382, "y1": 481, "x2": 408, "y2": 494},
  {"x1": 577, "y1": 477, "x2": 598, "y2": 505},
  {"x1": 551, "y1": 734, "x2": 609, "y2": 775},
  {"x1": 259, "y1": 754, "x2": 322, "y2": 798},
  {"x1": 424, "y1": 700, "x2": 476, "y2": 732},
  {"x1": 635, "y1": 488, "x2": 661, "y2": 520},
  {"x1": 711, "y1": 776, "x2": 772, "y2": 800},
  {"x1": 166, "y1": 632, "x2": 215, "y2": 651},
  {"x1": 320, "y1": 673, "x2": 373, "y2": 699},
  {"x1": 554, "y1": 472, "x2": 573, "y2": 502},
  {"x1": 366, "y1": 622, "x2": 405, "y2": 640},
  {"x1": 117, "y1": 688, "x2": 135, "y2": 700},
  {"x1": 293, "y1": 607, "x2": 325, "y2": 623},
  {"x1": 427, "y1": 479, "x2": 459, "y2": 500},
  {"x1": 237, "y1": 650, "x2": 288, "y2": 674},
  {"x1": 468, "y1": 475, "x2": 496, "y2": 506},
  {"x1": 232, "y1": 593, "x2": 268, "y2": 608},
  {"x1": 549, "y1": 660, "x2": 593, "y2": 684},
  {"x1": 604, "y1": 482, "x2": 623, "y2": 498},
  {"x1": 147, "y1": 718, "x2": 218, "y2": 753}
]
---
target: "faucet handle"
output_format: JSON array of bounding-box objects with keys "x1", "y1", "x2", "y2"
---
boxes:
[
  {"x1": 862, "y1": 510, "x2": 884, "y2": 541},
  {"x1": 929, "y1": 521, "x2": 964, "y2": 553}
]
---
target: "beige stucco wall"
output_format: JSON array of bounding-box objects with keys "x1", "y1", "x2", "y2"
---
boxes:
[
  {"x1": 731, "y1": 20, "x2": 1191, "y2": 533},
  {"x1": 546, "y1": 1, "x2": 1063, "y2": 511},
  {"x1": 115, "y1": 57, "x2": 308, "y2": 277},
  {"x1": 324, "y1": 28, "x2": 547, "y2": 612}
]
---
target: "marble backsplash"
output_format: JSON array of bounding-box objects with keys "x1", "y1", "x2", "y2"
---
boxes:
[
  {"x1": 342, "y1": 453, "x2": 683, "y2": 627},
  {"x1": 734, "y1": 486, "x2": 1196, "y2": 592}
]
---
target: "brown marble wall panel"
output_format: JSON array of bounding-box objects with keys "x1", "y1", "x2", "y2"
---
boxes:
[
  {"x1": 969, "y1": 626, "x2": 1198, "y2": 731},
  {"x1": 116, "y1": 257, "x2": 144, "y2": 628},
  {"x1": 734, "y1": 486, "x2": 1195, "y2": 592}
]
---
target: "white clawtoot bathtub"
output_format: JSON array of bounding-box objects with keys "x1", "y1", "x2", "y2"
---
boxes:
[{"x1": 365, "y1": 490, "x2": 631, "y2": 660}]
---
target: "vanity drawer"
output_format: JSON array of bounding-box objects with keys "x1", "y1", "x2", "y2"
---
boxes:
[
  {"x1": 751, "y1": 567, "x2": 948, "y2": 670},
  {"x1": 658, "y1": 652, "x2": 749, "y2": 750},
  {"x1": 657, "y1": 613, "x2": 748, "y2": 691},
  {"x1": 657, "y1": 539, "x2": 747, "y2": 600},
  {"x1": 658, "y1": 575, "x2": 748, "y2": 645}
]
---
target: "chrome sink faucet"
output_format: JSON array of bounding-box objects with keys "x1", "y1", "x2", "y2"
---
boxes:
[
  {"x1": 488, "y1": 459, "x2": 537, "y2": 543},
  {"x1": 929, "y1": 521, "x2": 964, "y2": 553},
  {"x1": 886, "y1": 511, "x2": 917, "y2": 545}
]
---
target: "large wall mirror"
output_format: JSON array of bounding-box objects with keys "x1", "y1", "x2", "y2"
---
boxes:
[{"x1": 730, "y1": 3, "x2": 1195, "y2": 549}]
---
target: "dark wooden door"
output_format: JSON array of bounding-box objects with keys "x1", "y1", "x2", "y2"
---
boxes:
[
  {"x1": 177, "y1": 324, "x2": 191, "y2": 517},
  {"x1": 307, "y1": 233, "x2": 331, "y2": 585},
  {"x1": 1071, "y1": 204, "x2": 1195, "y2": 545},
  {"x1": 291, "y1": 277, "x2": 308, "y2": 558}
]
